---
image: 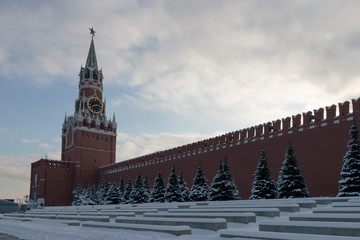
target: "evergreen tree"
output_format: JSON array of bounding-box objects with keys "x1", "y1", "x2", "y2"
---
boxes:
[
  {"x1": 222, "y1": 158, "x2": 240, "y2": 200},
  {"x1": 93, "y1": 179, "x2": 104, "y2": 204},
  {"x1": 250, "y1": 151, "x2": 277, "y2": 199},
  {"x1": 143, "y1": 174, "x2": 151, "y2": 203},
  {"x1": 130, "y1": 173, "x2": 149, "y2": 204},
  {"x1": 96, "y1": 178, "x2": 110, "y2": 205},
  {"x1": 151, "y1": 171, "x2": 165, "y2": 203},
  {"x1": 189, "y1": 166, "x2": 210, "y2": 201},
  {"x1": 87, "y1": 185, "x2": 96, "y2": 205},
  {"x1": 123, "y1": 179, "x2": 132, "y2": 203},
  {"x1": 82, "y1": 184, "x2": 96, "y2": 205},
  {"x1": 118, "y1": 177, "x2": 125, "y2": 199},
  {"x1": 165, "y1": 165, "x2": 184, "y2": 202},
  {"x1": 209, "y1": 159, "x2": 240, "y2": 201},
  {"x1": 72, "y1": 183, "x2": 83, "y2": 206},
  {"x1": 276, "y1": 143, "x2": 309, "y2": 198},
  {"x1": 338, "y1": 124, "x2": 360, "y2": 197},
  {"x1": 209, "y1": 161, "x2": 226, "y2": 201},
  {"x1": 178, "y1": 169, "x2": 190, "y2": 201},
  {"x1": 106, "y1": 182, "x2": 121, "y2": 204}
]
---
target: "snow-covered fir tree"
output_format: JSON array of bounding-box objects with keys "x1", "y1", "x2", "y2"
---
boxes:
[
  {"x1": 151, "y1": 171, "x2": 165, "y2": 203},
  {"x1": 250, "y1": 151, "x2": 277, "y2": 199},
  {"x1": 189, "y1": 166, "x2": 210, "y2": 201},
  {"x1": 81, "y1": 184, "x2": 96, "y2": 205},
  {"x1": 106, "y1": 182, "x2": 121, "y2": 204},
  {"x1": 164, "y1": 165, "x2": 184, "y2": 202},
  {"x1": 72, "y1": 183, "x2": 83, "y2": 206},
  {"x1": 222, "y1": 158, "x2": 240, "y2": 200},
  {"x1": 209, "y1": 159, "x2": 240, "y2": 201},
  {"x1": 96, "y1": 178, "x2": 110, "y2": 205},
  {"x1": 88, "y1": 185, "x2": 97, "y2": 205},
  {"x1": 123, "y1": 179, "x2": 132, "y2": 203},
  {"x1": 209, "y1": 161, "x2": 226, "y2": 201},
  {"x1": 118, "y1": 177, "x2": 125, "y2": 201},
  {"x1": 129, "y1": 173, "x2": 149, "y2": 204},
  {"x1": 143, "y1": 175, "x2": 151, "y2": 203},
  {"x1": 178, "y1": 169, "x2": 190, "y2": 201},
  {"x1": 338, "y1": 124, "x2": 360, "y2": 197},
  {"x1": 276, "y1": 143, "x2": 309, "y2": 198}
]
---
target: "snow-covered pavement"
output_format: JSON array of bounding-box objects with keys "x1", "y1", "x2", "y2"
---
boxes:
[{"x1": 1, "y1": 197, "x2": 360, "y2": 240}]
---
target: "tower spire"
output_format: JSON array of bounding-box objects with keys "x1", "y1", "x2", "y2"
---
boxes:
[{"x1": 85, "y1": 27, "x2": 98, "y2": 70}]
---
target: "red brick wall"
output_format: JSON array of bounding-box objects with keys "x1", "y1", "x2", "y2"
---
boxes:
[
  {"x1": 99, "y1": 100, "x2": 357, "y2": 199},
  {"x1": 30, "y1": 159, "x2": 74, "y2": 206},
  {"x1": 61, "y1": 129, "x2": 116, "y2": 191},
  {"x1": 31, "y1": 98, "x2": 360, "y2": 205}
]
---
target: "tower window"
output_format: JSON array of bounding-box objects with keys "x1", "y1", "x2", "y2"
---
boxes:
[
  {"x1": 85, "y1": 69, "x2": 90, "y2": 79},
  {"x1": 96, "y1": 135, "x2": 99, "y2": 140},
  {"x1": 105, "y1": 137, "x2": 108, "y2": 142}
]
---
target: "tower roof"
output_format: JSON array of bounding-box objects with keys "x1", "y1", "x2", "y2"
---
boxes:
[{"x1": 85, "y1": 36, "x2": 98, "y2": 70}]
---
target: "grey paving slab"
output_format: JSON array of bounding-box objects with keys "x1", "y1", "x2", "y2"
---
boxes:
[
  {"x1": 82, "y1": 222, "x2": 192, "y2": 236},
  {"x1": 0, "y1": 233, "x2": 23, "y2": 240},
  {"x1": 168, "y1": 207, "x2": 280, "y2": 217},
  {"x1": 143, "y1": 212, "x2": 256, "y2": 223},
  {"x1": 289, "y1": 213, "x2": 360, "y2": 222},
  {"x1": 190, "y1": 203, "x2": 300, "y2": 212},
  {"x1": 259, "y1": 220, "x2": 360, "y2": 237},
  {"x1": 115, "y1": 216, "x2": 227, "y2": 231},
  {"x1": 220, "y1": 229, "x2": 360, "y2": 239}
]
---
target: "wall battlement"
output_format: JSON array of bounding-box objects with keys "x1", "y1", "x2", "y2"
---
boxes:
[
  {"x1": 99, "y1": 97, "x2": 358, "y2": 177},
  {"x1": 32, "y1": 159, "x2": 77, "y2": 170}
]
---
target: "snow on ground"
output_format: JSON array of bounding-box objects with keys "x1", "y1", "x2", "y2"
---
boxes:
[
  {"x1": 0, "y1": 217, "x2": 219, "y2": 240},
  {"x1": 0, "y1": 205, "x2": 325, "y2": 240}
]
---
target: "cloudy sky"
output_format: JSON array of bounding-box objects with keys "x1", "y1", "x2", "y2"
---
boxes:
[{"x1": 2, "y1": 0, "x2": 360, "y2": 200}]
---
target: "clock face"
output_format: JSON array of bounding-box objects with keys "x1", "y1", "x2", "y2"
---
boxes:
[{"x1": 87, "y1": 97, "x2": 103, "y2": 114}]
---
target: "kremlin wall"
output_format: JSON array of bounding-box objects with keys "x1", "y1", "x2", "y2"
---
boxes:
[
  {"x1": 29, "y1": 32, "x2": 359, "y2": 206},
  {"x1": 99, "y1": 99, "x2": 359, "y2": 200}
]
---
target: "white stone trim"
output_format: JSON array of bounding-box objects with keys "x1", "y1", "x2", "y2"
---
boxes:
[
  {"x1": 79, "y1": 84, "x2": 103, "y2": 93},
  {"x1": 62, "y1": 145, "x2": 116, "y2": 155}
]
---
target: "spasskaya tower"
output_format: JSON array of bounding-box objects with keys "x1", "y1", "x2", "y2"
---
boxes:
[
  {"x1": 30, "y1": 28, "x2": 117, "y2": 206},
  {"x1": 61, "y1": 28, "x2": 117, "y2": 187}
]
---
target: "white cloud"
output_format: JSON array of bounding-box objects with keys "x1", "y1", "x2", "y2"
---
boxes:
[
  {"x1": 53, "y1": 137, "x2": 62, "y2": 144},
  {"x1": 2, "y1": 1, "x2": 360, "y2": 116},
  {"x1": 0, "y1": 128, "x2": 7, "y2": 132},
  {"x1": 0, "y1": 155, "x2": 38, "y2": 199},
  {"x1": 116, "y1": 131, "x2": 222, "y2": 161},
  {"x1": 39, "y1": 143, "x2": 51, "y2": 149},
  {"x1": 46, "y1": 151, "x2": 61, "y2": 160},
  {"x1": 21, "y1": 138, "x2": 39, "y2": 144},
  {"x1": 0, "y1": 150, "x2": 60, "y2": 200}
]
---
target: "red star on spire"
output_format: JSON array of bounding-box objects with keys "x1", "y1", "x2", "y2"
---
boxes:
[{"x1": 89, "y1": 27, "x2": 96, "y2": 37}]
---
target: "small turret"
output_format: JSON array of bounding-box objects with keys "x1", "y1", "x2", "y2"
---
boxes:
[
  {"x1": 77, "y1": 105, "x2": 83, "y2": 122},
  {"x1": 95, "y1": 114, "x2": 101, "y2": 126},
  {"x1": 86, "y1": 109, "x2": 91, "y2": 124},
  {"x1": 112, "y1": 112, "x2": 117, "y2": 129},
  {"x1": 62, "y1": 112, "x2": 67, "y2": 129},
  {"x1": 103, "y1": 98, "x2": 106, "y2": 116}
]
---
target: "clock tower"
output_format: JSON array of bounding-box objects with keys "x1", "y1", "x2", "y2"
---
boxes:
[{"x1": 61, "y1": 28, "x2": 117, "y2": 187}]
